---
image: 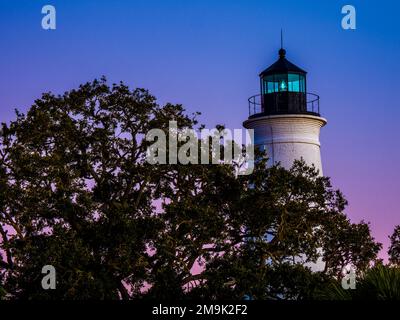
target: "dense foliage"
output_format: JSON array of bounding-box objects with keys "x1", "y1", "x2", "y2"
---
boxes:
[
  {"x1": 0, "y1": 79, "x2": 388, "y2": 300},
  {"x1": 388, "y1": 225, "x2": 400, "y2": 266},
  {"x1": 316, "y1": 264, "x2": 400, "y2": 300}
]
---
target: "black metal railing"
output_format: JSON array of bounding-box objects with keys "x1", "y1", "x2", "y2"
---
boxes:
[{"x1": 248, "y1": 93, "x2": 320, "y2": 117}]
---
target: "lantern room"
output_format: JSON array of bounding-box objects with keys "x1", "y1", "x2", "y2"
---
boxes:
[{"x1": 257, "y1": 48, "x2": 314, "y2": 115}]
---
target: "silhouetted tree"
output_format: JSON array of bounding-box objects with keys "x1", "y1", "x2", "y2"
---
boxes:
[
  {"x1": 160, "y1": 160, "x2": 381, "y2": 299},
  {"x1": 0, "y1": 78, "x2": 197, "y2": 299},
  {"x1": 0, "y1": 79, "x2": 383, "y2": 300},
  {"x1": 389, "y1": 225, "x2": 400, "y2": 266}
]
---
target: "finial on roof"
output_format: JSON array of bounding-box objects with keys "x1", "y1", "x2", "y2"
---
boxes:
[
  {"x1": 279, "y1": 48, "x2": 286, "y2": 59},
  {"x1": 279, "y1": 29, "x2": 286, "y2": 58}
]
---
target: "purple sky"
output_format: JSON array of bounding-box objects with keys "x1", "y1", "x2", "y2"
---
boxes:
[{"x1": 0, "y1": 0, "x2": 399, "y2": 258}]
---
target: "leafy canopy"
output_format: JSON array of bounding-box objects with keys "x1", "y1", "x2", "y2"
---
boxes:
[{"x1": 0, "y1": 79, "x2": 382, "y2": 300}]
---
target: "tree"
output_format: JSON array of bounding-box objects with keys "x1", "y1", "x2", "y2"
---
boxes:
[
  {"x1": 0, "y1": 78, "x2": 199, "y2": 299},
  {"x1": 388, "y1": 225, "x2": 400, "y2": 265},
  {"x1": 0, "y1": 79, "x2": 383, "y2": 300},
  {"x1": 151, "y1": 159, "x2": 382, "y2": 299},
  {"x1": 321, "y1": 216, "x2": 381, "y2": 278}
]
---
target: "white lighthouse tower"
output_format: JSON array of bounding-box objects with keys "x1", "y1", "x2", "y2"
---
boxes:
[{"x1": 243, "y1": 48, "x2": 327, "y2": 175}]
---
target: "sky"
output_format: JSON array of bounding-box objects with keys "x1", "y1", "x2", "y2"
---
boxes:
[{"x1": 0, "y1": 0, "x2": 399, "y2": 258}]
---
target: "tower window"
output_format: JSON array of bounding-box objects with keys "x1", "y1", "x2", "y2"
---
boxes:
[{"x1": 263, "y1": 73, "x2": 305, "y2": 94}]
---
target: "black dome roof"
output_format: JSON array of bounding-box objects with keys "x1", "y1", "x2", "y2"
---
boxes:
[{"x1": 259, "y1": 49, "x2": 307, "y2": 76}]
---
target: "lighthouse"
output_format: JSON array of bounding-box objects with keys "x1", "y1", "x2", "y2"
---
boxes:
[{"x1": 243, "y1": 48, "x2": 327, "y2": 175}]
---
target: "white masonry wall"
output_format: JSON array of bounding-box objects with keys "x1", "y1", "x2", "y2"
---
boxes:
[
  {"x1": 243, "y1": 114, "x2": 327, "y2": 175},
  {"x1": 244, "y1": 113, "x2": 328, "y2": 271}
]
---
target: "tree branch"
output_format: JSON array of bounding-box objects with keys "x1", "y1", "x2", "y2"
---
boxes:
[{"x1": 118, "y1": 281, "x2": 131, "y2": 300}]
